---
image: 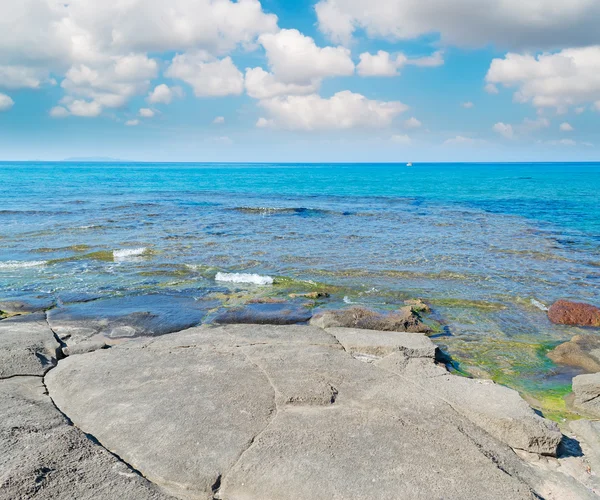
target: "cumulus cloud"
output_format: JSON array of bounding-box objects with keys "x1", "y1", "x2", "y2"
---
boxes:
[
  {"x1": 258, "y1": 90, "x2": 407, "y2": 131},
  {"x1": 492, "y1": 122, "x2": 514, "y2": 139},
  {"x1": 49, "y1": 106, "x2": 69, "y2": 118},
  {"x1": 166, "y1": 52, "x2": 244, "y2": 97},
  {"x1": 139, "y1": 108, "x2": 155, "y2": 118},
  {"x1": 148, "y1": 84, "x2": 182, "y2": 104},
  {"x1": 559, "y1": 122, "x2": 574, "y2": 132},
  {"x1": 357, "y1": 50, "x2": 443, "y2": 76},
  {"x1": 67, "y1": 100, "x2": 103, "y2": 118},
  {"x1": 0, "y1": 92, "x2": 14, "y2": 111},
  {"x1": 486, "y1": 47, "x2": 600, "y2": 112},
  {"x1": 404, "y1": 117, "x2": 422, "y2": 129},
  {"x1": 315, "y1": 0, "x2": 600, "y2": 50},
  {"x1": 245, "y1": 67, "x2": 318, "y2": 99}
]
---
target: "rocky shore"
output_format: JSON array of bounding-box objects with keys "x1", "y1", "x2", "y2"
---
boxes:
[{"x1": 2, "y1": 295, "x2": 600, "y2": 498}]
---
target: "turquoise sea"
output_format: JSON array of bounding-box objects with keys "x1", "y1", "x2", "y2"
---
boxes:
[{"x1": 1, "y1": 162, "x2": 599, "y2": 415}]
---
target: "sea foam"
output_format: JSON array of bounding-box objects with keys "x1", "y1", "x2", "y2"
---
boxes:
[
  {"x1": 113, "y1": 248, "x2": 147, "y2": 260},
  {"x1": 0, "y1": 260, "x2": 47, "y2": 269},
  {"x1": 215, "y1": 272, "x2": 273, "y2": 285},
  {"x1": 530, "y1": 299, "x2": 549, "y2": 311}
]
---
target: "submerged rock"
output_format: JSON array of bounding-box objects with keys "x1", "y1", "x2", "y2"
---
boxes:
[
  {"x1": 0, "y1": 313, "x2": 61, "y2": 378},
  {"x1": 213, "y1": 302, "x2": 313, "y2": 325},
  {"x1": 548, "y1": 299, "x2": 600, "y2": 327},
  {"x1": 47, "y1": 294, "x2": 218, "y2": 346},
  {"x1": 288, "y1": 292, "x2": 330, "y2": 299},
  {"x1": 0, "y1": 296, "x2": 56, "y2": 316},
  {"x1": 572, "y1": 373, "x2": 600, "y2": 418},
  {"x1": 310, "y1": 306, "x2": 431, "y2": 333},
  {"x1": 44, "y1": 324, "x2": 574, "y2": 499},
  {"x1": 547, "y1": 334, "x2": 600, "y2": 372}
]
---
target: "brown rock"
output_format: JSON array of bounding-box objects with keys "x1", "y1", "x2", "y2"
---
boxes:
[
  {"x1": 404, "y1": 298, "x2": 431, "y2": 313},
  {"x1": 548, "y1": 299, "x2": 600, "y2": 327},
  {"x1": 547, "y1": 335, "x2": 600, "y2": 372},
  {"x1": 310, "y1": 306, "x2": 431, "y2": 334}
]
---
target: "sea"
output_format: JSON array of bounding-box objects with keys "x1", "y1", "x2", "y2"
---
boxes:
[{"x1": 1, "y1": 161, "x2": 599, "y2": 417}]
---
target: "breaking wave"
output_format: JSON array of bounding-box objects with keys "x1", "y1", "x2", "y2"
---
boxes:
[
  {"x1": 215, "y1": 272, "x2": 274, "y2": 285},
  {"x1": 0, "y1": 260, "x2": 47, "y2": 269}
]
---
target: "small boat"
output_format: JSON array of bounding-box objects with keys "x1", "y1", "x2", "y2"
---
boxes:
[{"x1": 406, "y1": 162, "x2": 413, "y2": 167}]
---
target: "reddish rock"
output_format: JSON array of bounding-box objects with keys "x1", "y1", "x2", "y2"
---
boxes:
[{"x1": 547, "y1": 300, "x2": 600, "y2": 327}]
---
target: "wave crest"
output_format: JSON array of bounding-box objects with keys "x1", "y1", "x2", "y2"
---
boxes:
[{"x1": 215, "y1": 272, "x2": 273, "y2": 285}]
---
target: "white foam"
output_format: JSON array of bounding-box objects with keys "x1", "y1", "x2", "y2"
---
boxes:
[
  {"x1": 0, "y1": 260, "x2": 47, "y2": 269},
  {"x1": 113, "y1": 247, "x2": 147, "y2": 261},
  {"x1": 531, "y1": 299, "x2": 549, "y2": 311},
  {"x1": 215, "y1": 272, "x2": 273, "y2": 286}
]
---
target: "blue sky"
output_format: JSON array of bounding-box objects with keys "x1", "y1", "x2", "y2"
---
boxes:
[{"x1": 0, "y1": 0, "x2": 599, "y2": 162}]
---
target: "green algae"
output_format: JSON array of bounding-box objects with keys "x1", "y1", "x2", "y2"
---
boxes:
[
  {"x1": 430, "y1": 298, "x2": 507, "y2": 311},
  {"x1": 33, "y1": 244, "x2": 93, "y2": 254},
  {"x1": 48, "y1": 250, "x2": 116, "y2": 264}
]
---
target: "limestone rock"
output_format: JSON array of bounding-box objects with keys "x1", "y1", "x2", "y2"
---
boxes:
[
  {"x1": 0, "y1": 296, "x2": 55, "y2": 316},
  {"x1": 572, "y1": 373, "x2": 600, "y2": 418},
  {"x1": 213, "y1": 302, "x2": 312, "y2": 325},
  {"x1": 0, "y1": 376, "x2": 171, "y2": 500},
  {"x1": 548, "y1": 334, "x2": 600, "y2": 372},
  {"x1": 310, "y1": 306, "x2": 431, "y2": 333},
  {"x1": 47, "y1": 294, "x2": 217, "y2": 345},
  {"x1": 0, "y1": 313, "x2": 60, "y2": 378},
  {"x1": 548, "y1": 300, "x2": 600, "y2": 327},
  {"x1": 328, "y1": 327, "x2": 437, "y2": 358},
  {"x1": 62, "y1": 339, "x2": 108, "y2": 357},
  {"x1": 45, "y1": 324, "x2": 564, "y2": 498}
]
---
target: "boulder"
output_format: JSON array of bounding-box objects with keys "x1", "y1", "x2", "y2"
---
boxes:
[
  {"x1": 547, "y1": 334, "x2": 600, "y2": 372},
  {"x1": 0, "y1": 376, "x2": 170, "y2": 500},
  {"x1": 47, "y1": 294, "x2": 217, "y2": 345},
  {"x1": 213, "y1": 302, "x2": 313, "y2": 325},
  {"x1": 572, "y1": 372, "x2": 600, "y2": 418},
  {"x1": 404, "y1": 298, "x2": 431, "y2": 313},
  {"x1": 548, "y1": 300, "x2": 600, "y2": 327},
  {"x1": 45, "y1": 324, "x2": 565, "y2": 498},
  {"x1": 310, "y1": 306, "x2": 431, "y2": 333},
  {"x1": 0, "y1": 313, "x2": 61, "y2": 378}
]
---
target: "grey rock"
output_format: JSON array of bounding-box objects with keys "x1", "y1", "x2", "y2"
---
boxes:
[
  {"x1": 0, "y1": 376, "x2": 171, "y2": 500},
  {"x1": 548, "y1": 334, "x2": 600, "y2": 373},
  {"x1": 0, "y1": 296, "x2": 55, "y2": 316},
  {"x1": 45, "y1": 324, "x2": 568, "y2": 499},
  {"x1": 0, "y1": 313, "x2": 60, "y2": 378},
  {"x1": 328, "y1": 326, "x2": 437, "y2": 358},
  {"x1": 310, "y1": 306, "x2": 431, "y2": 333},
  {"x1": 573, "y1": 372, "x2": 600, "y2": 417},
  {"x1": 213, "y1": 302, "x2": 313, "y2": 325},
  {"x1": 62, "y1": 339, "x2": 108, "y2": 357},
  {"x1": 47, "y1": 294, "x2": 218, "y2": 345},
  {"x1": 570, "y1": 420, "x2": 600, "y2": 477}
]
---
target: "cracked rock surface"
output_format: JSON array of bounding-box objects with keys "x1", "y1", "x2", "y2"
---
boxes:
[{"x1": 41, "y1": 323, "x2": 589, "y2": 499}]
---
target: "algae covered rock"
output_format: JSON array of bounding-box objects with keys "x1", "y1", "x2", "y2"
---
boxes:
[
  {"x1": 310, "y1": 306, "x2": 431, "y2": 333},
  {"x1": 547, "y1": 334, "x2": 600, "y2": 372},
  {"x1": 548, "y1": 299, "x2": 600, "y2": 327}
]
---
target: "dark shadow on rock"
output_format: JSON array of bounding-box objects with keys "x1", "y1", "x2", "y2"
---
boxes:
[{"x1": 557, "y1": 435, "x2": 584, "y2": 458}]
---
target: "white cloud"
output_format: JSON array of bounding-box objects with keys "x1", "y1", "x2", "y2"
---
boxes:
[
  {"x1": 357, "y1": 50, "x2": 443, "y2": 77},
  {"x1": 139, "y1": 108, "x2": 155, "y2": 118},
  {"x1": 485, "y1": 83, "x2": 499, "y2": 94},
  {"x1": 315, "y1": 0, "x2": 600, "y2": 50},
  {"x1": 486, "y1": 47, "x2": 600, "y2": 111},
  {"x1": 575, "y1": 106, "x2": 586, "y2": 114},
  {"x1": 0, "y1": 93, "x2": 14, "y2": 111},
  {"x1": 559, "y1": 122, "x2": 574, "y2": 132},
  {"x1": 49, "y1": 106, "x2": 69, "y2": 118},
  {"x1": 148, "y1": 84, "x2": 182, "y2": 104},
  {"x1": 166, "y1": 52, "x2": 244, "y2": 97},
  {"x1": 68, "y1": 100, "x2": 103, "y2": 118},
  {"x1": 391, "y1": 134, "x2": 412, "y2": 145},
  {"x1": 492, "y1": 122, "x2": 514, "y2": 139},
  {"x1": 213, "y1": 116, "x2": 225, "y2": 124},
  {"x1": 258, "y1": 29, "x2": 354, "y2": 85},
  {"x1": 404, "y1": 117, "x2": 422, "y2": 129},
  {"x1": 125, "y1": 119, "x2": 140, "y2": 126},
  {"x1": 461, "y1": 101, "x2": 474, "y2": 109},
  {"x1": 0, "y1": 65, "x2": 49, "y2": 89},
  {"x1": 258, "y1": 90, "x2": 407, "y2": 131},
  {"x1": 245, "y1": 67, "x2": 318, "y2": 99},
  {"x1": 594, "y1": 101, "x2": 600, "y2": 112},
  {"x1": 256, "y1": 117, "x2": 274, "y2": 128}
]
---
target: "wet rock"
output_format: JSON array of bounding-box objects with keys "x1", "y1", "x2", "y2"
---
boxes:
[
  {"x1": 213, "y1": 302, "x2": 313, "y2": 325},
  {"x1": 548, "y1": 299, "x2": 600, "y2": 327},
  {"x1": 547, "y1": 334, "x2": 600, "y2": 372},
  {"x1": 0, "y1": 296, "x2": 56, "y2": 316},
  {"x1": 0, "y1": 376, "x2": 170, "y2": 500},
  {"x1": 404, "y1": 298, "x2": 431, "y2": 313},
  {"x1": 288, "y1": 292, "x2": 330, "y2": 299},
  {"x1": 47, "y1": 294, "x2": 217, "y2": 346},
  {"x1": 310, "y1": 306, "x2": 431, "y2": 333},
  {"x1": 45, "y1": 324, "x2": 567, "y2": 498},
  {"x1": 0, "y1": 313, "x2": 60, "y2": 378},
  {"x1": 572, "y1": 373, "x2": 600, "y2": 418}
]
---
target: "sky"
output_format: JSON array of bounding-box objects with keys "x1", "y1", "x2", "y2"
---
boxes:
[{"x1": 0, "y1": 0, "x2": 599, "y2": 162}]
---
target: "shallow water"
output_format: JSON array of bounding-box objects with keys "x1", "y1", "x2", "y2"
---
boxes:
[{"x1": 1, "y1": 161, "x2": 599, "y2": 415}]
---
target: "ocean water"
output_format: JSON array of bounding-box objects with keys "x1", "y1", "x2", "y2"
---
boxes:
[{"x1": 1, "y1": 162, "x2": 599, "y2": 412}]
